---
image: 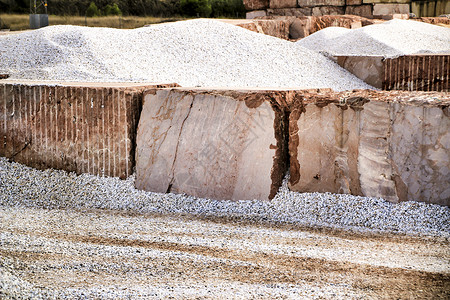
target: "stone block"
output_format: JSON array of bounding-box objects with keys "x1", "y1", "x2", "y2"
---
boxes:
[
  {"x1": 267, "y1": 7, "x2": 312, "y2": 16},
  {"x1": 0, "y1": 82, "x2": 177, "y2": 179},
  {"x1": 363, "y1": 0, "x2": 410, "y2": 3},
  {"x1": 270, "y1": 0, "x2": 297, "y2": 9},
  {"x1": 246, "y1": 10, "x2": 267, "y2": 19},
  {"x1": 298, "y1": 0, "x2": 345, "y2": 7},
  {"x1": 244, "y1": 0, "x2": 269, "y2": 11},
  {"x1": 336, "y1": 56, "x2": 384, "y2": 88},
  {"x1": 383, "y1": 55, "x2": 449, "y2": 92},
  {"x1": 288, "y1": 90, "x2": 450, "y2": 206},
  {"x1": 380, "y1": 13, "x2": 409, "y2": 20},
  {"x1": 238, "y1": 19, "x2": 291, "y2": 39},
  {"x1": 373, "y1": 3, "x2": 410, "y2": 15},
  {"x1": 289, "y1": 18, "x2": 309, "y2": 39},
  {"x1": 135, "y1": 89, "x2": 290, "y2": 201},
  {"x1": 345, "y1": 5, "x2": 373, "y2": 17},
  {"x1": 312, "y1": 6, "x2": 345, "y2": 16},
  {"x1": 346, "y1": 0, "x2": 362, "y2": 5}
]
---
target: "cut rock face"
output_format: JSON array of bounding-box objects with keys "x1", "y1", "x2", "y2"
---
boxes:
[
  {"x1": 0, "y1": 82, "x2": 176, "y2": 178},
  {"x1": 288, "y1": 90, "x2": 450, "y2": 206},
  {"x1": 135, "y1": 89, "x2": 291, "y2": 201}
]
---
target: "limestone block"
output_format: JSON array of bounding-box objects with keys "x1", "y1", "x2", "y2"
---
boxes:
[
  {"x1": 380, "y1": 13, "x2": 409, "y2": 20},
  {"x1": 383, "y1": 55, "x2": 449, "y2": 92},
  {"x1": 288, "y1": 15, "x2": 371, "y2": 38},
  {"x1": 411, "y1": 1, "x2": 448, "y2": 17},
  {"x1": 135, "y1": 89, "x2": 290, "y2": 201},
  {"x1": 345, "y1": 5, "x2": 373, "y2": 17},
  {"x1": 267, "y1": 7, "x2": 312, "y2": 16},
  {"x1": 335, "y1": 56, "x2": 384, "y2": 88},
  {"x1": 346, "y1": 0, "x2": 362, "y2": 5},
  {"x1": 436, "y1": 0, "x2": 450, "y2": 16},
  {"x1": 289, "y1": 18, "x2": 309, "y2": 39},
  {"x1": 0, "y1": 82, "x2": 176, "y2": 178},
  {"x1": 238, "y1": 19, "x2": 291, "y2": 39},
  {"x1": 373, "y1": 3, "x2": 409, "y2": 15},
  {"x1": 298, "y1": 0, "x2": 345, "y2": 7},
  {"x1": 363, "y1": 0, "x2": 410, "y2": 3},
  {"x1": 312, "y1": 6, "x2": 345, "y2": 16},
  {"x1": 270, "y1": 0, "x2": 297, "y2": 9},
  {"x1": 244, "y1": 0, "x2": 269, "y2": 11},
  {"x1": 246, "y1": 10, "x2": 267, "y2": 19},
  {"x1": 390, "y1": 103, "x2": 450, "y2": 206},
  {"x1": 288, "y1": 90, "x2": 450, "y2": 206}
]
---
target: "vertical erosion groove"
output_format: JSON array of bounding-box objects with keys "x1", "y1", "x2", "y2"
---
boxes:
[
  {"x1": 124, "y1": 92, "x2": 129, "y2": 178},
  {"x1": 128, "y1": 91, "x2": 144, "y2": 178},
  {"x1": 102, "y1": 89, "x2": 106, "y2": 176},
  {"x1": 2, "y1": 84, "x2": 6, "y2": 153},
  {"x1": 112, "y1": 89, "x2": 117, "y2": 177},
  {"x1": 119, "y1": 90, "x2": 126, "y2": 179},
  {"x1": 107, "y1": 88, "x2": 112, "y2": 177}
]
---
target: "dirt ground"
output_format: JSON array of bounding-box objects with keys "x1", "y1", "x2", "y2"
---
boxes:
[{"x1": 1, "y1": 206, "x2": 449, "y2": 299}]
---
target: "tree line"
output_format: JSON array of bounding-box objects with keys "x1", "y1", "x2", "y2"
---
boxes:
[{"x1": 0, "y1": 0, "x2": 246, "y2": 18}]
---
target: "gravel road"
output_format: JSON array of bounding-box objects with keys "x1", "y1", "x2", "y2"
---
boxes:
[
  {"x1": 1, "y1": 159, "x2": 449, "y2": 299},
  {"x1": 1, "y1": 206, "x2": 449, "y2": 299}
]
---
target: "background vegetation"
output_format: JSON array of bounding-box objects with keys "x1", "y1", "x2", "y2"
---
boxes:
[
  {"x1": 0, "y1": 13, "x2": 183, "y2": 30},
  {"x1": 0, "y1": 0, "x2": 246, "y2": 18}
]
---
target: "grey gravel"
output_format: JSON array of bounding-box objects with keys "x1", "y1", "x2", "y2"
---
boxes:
[
  {"x1": 297, "y1": 19, "x2": 450, "y2": 57},
  {"x1": 1, "y1": 157, "x2": 449, "y2": 238},
  {"x1": 0, "y1": 19, "x2": 372, "y2": 91}
]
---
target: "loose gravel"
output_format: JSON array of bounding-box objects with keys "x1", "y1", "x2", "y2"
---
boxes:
[
  {"x1": 1, "y1": 157, "x2": 449, "y2": 238},
  {"x1": 0, "y1": 19, "x2": 372, "y2": 91},
  {"x1": 297, "y1": 19, "x2": 450, "y2": 57}
]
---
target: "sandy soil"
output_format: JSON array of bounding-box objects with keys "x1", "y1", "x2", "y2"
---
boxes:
[{"x1": 1, "y1": 206, "x2": 449, "y2": 299}]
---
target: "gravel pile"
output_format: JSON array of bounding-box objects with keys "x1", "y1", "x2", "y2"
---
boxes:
[
  {"x1": 1, "y1": 157, "x2": 449, "y2": 238},
  {"x1": 0, "y1": 19, "x2": 372, "y2": 91},
  {"x1": 297, "y1": 19, "x2": 450, "y2": 57}
]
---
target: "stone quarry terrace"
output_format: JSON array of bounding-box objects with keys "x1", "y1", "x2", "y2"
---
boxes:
[{"x1": 1, "y1": 82, "x2": 448, "y2": 206}]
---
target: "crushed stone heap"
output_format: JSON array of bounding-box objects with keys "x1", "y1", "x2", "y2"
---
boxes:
[
  {"x1": 297, "y1": 19, "x2": 450, "y2": 57},
  {"x1": 0, "y1": 19, "x2": 372, "y2": 91}
]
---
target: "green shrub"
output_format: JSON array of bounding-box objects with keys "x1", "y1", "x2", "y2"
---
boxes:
[
  {"x1": 110, "y1": 3, "x2": 122, "y2": 16},
  {"x1": 86, "y1": 2, "x2": 100, "y2": 17},
  {"x1": 104, "y1": 3, "x2": 122, "y2": 16}
]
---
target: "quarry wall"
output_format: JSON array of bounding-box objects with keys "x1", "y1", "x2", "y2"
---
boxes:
[
  {"x1": 1, "y1": 83, "x2": 449, "y2": 205},
  {"x1": 244, "y1": 0, "x2": 450, "y2": 18}
]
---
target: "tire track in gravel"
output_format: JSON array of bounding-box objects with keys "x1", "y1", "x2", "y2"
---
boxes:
[{"x1": 1, "y1": 207, "x2": 449, "y2": 299}]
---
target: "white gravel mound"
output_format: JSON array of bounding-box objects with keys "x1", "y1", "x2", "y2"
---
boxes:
[
  {"x1": 297, "y1": 19, "x2": 450, "y2": 57},
  {"x1": 0, "y1": 19, "x2": 373, "y2": 91},
  {"x1": 0, "y1": 158, "x2": 449, "y2": 238}
]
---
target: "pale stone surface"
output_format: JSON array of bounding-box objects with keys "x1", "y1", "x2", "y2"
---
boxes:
[
  {"x1": 289, "y1": 18, "x2": 308, "y2": 39},
  {"x1": 238, "y1": 19, "x2": 291, "y2": 39},
  {"x1": 244, "y1": 0, "x2": 270, "y2": 10},
  {"x1": 345, "y1": 5, "x2": 373, "y2": 17},
  {"x1": 336, "y1": 56, "x2": 384, "y2": 88},
  {"x1": 246, "y1": 10, "x2": 267, "y2": 19},
  {"x1": 298, "y1": 0, "x2": 345, "y2": 7},
  {"x1": 289, "y1": 91, "x2": 450, "y2": 206},
  {"x1": 373, "y1": 3, "x2": 410, "y2": 15},
  {"x1": 135, "y1": 89, "x2": 284, "y2": 201},
  {"x1": 293, "y1": 104, "x2": 361, "y2": 195},
  {"x1": 312, "y1": 6, "x2": 345, "y2": 16},
  {"x1": 390, "y1": 104, "x2": 450, "y2": 206},
  {"x1": 270, "y1": 0, "x2": 297, "y2": 9}
]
